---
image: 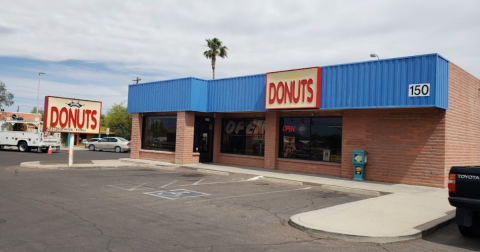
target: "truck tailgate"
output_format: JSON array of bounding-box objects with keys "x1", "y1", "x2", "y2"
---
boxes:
[{"x1": 451, "y1": 166, "x2": 480, "y2": 200}]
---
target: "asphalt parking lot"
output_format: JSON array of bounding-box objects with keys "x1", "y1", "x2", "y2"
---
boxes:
[
  {"x1": 0, "y1": 164, "x2": 373, "y2": 252},
  {"x1": 1, "y1": 149, "x2": 480, "y2": 251},
  {"x1": 0, "y1": 146, "x2": 130, "y2": 166}
]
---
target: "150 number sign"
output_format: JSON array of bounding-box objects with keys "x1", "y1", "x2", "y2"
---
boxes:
[{"x1": 409, "y1": 83, "x2": 430, "y2": 97}]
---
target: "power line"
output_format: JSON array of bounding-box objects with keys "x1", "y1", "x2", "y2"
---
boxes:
[{"x1": 8, "y1": 87, "x2": 126, "y2": 100}]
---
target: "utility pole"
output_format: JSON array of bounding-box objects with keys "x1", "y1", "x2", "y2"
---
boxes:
[{"x1": 132, "y1": 77, "x2": 141, "y2": 84}]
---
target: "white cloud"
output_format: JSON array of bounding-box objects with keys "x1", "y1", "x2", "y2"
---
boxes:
[{"x1": 0, "y1": 0, "x2": 479, "y2": 113}]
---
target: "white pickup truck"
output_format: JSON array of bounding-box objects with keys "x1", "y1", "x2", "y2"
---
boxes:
[{"x1": 0, "y1": 120, "x2": 62, "y2": 152}]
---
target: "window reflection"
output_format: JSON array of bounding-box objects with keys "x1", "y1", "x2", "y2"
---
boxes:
[
  {"x1": 142, "y1": 116, "x2": 177, "y2": 151},
  {"x1": 279, "y1": 117, "x2": 342, "y2": 163},
  {"x1": 221, "y1": 118, "x2": 265, "y2": 156}
]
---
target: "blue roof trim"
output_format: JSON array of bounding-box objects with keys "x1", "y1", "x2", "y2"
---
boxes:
[
  {"x1": 320, "y1": 54, "x2": 448, "y2": 110},
  {"x1": 128, "y1": 54, "x2": 449, "y2": 113},
  {"x1": 435, "y1": 56, "x2": 449, "y2": 109},
  {"x1": 322, "y1": 53, "x2": 449, "y2": 69},
  {"x1": 208, "y1": 74, "x2": 266, "y2": 112}
]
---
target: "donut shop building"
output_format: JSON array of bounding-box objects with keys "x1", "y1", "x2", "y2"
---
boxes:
[{"x1": 127, "y1": 54, "x2": 480, "y2": 188}]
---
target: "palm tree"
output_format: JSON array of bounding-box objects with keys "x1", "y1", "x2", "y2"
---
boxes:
[{"x1": 203, "y1": 38, "x2": 228, "y2": 79}]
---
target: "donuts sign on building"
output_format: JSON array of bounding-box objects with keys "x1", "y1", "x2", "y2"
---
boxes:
[
  {"x1": 265, "y1": 67, "x2": 322, "y2": 109},
  {"x1": 43, "y1": 96, "x2": 102, "y2": 134}
]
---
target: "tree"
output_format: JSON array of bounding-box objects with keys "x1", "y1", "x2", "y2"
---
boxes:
[
  {"x1": 104, "y1": 103, "x2": 132, "y2": 140},
  {"x1": 101, "y1": 114, "x2": 106, "y2": 127},
  {"x1": 203, "y1": 38, "x2": 228, "y2": 79},
  {"x1": 0, "y1": 81, "x2": 14, "y2": 110},
  {"x1": 31, "y1": 107, "x2": 44, "y2": 120}
]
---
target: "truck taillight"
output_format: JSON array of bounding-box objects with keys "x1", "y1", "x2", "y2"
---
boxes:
[
  {"x1": 127, "y1": 143, "x2": 131, "y2": 146},
  {"x1": 448, "y1": 174, "x2": 456, "y2": 192}
]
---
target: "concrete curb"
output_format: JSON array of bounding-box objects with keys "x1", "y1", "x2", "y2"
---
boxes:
[
  {"x1": 260, "y1": 177, "x2": 303, "y2": 186},
  {"x1": 20, "y1": 162, "x2": 60, "y2": 169},
  {"x1": 153, "y1": 165, "x2": 177, "y2": 171},
  {"x1": 321, "y1": 185, "x2": 382, "y2": 197},
  {"x1": 195, "y1": 168, "x2": 230, "y2": 176},
  {"x1": 288, "y1": 211, "x2": 455, "y2": 244},
  {"x1": 120, "y1": 158, "x2": 179, "y2": 168},
  {"x1": 20, "y1": 161, "x2": 137, "y2": 170}
]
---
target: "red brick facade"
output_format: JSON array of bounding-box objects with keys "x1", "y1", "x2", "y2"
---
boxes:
[
  {"x1": 174, "y1": 112, "x2": 199, "y2": 164},
  {"x1": 129, "y1": 63, "x2": 480, "y2": 189},
  {"x1": 341, "y1": 108, "x2": 446, "y2": 187},
  {"x1": 130, "y1": 113, "x2": 142, "y2": 159},
  {"x1": 445, "y1": 63, "x2": 480, "y2": 178},
  {"x1": 264, "y1": 111, "x2": 279, "y2": 170},
  {"x1": 0, "y1": 111, "x2": 37, "y2": 121},
  {"x1": 130, "y1": 112, "x2": 199, "y2": 164}
]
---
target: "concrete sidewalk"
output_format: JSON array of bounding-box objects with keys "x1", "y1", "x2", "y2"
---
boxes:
[{"x1": 20, "y1": 158, "x2": 455, "y2": 243}]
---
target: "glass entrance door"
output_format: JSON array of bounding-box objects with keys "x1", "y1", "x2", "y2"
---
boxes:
[{"x1": 194, "y1": 117, "x2": 214, "y2": 163}]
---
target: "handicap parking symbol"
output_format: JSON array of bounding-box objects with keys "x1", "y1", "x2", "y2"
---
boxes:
[{"x1": 144, "y1": 189, "x2": 209, "y2": 200}]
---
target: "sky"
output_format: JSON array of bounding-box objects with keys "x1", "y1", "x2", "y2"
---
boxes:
[{"x1": 0, "y1": 0, "x2": 479, "y2": 114}]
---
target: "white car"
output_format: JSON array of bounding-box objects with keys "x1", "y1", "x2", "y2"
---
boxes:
[
  {"x1": 85, "y1": 138, "x2": 102, "y2": 149},
  {"x1": 89, "y1": 137, "x2": 131, "y2": 153}
]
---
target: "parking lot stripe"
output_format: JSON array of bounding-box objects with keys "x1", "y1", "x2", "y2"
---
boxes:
[
  {"x1": 192, "y1": 179, "x2": 205, "y2": 185},
  {"x1": 108, "y1": 183, "x2": 148, "y2": 191},
  {"x1": 161, "y1": 180, "x2": 178, "y2": 188}
]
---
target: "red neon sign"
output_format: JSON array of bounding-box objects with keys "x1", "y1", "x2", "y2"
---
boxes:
[{"x1": 283, "y1": 125, "x2": 295, "y2": 132}]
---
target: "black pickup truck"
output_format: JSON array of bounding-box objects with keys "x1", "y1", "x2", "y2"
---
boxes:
[{"x1": 448, "y1": 166, "x2": 480, "y2": 236}]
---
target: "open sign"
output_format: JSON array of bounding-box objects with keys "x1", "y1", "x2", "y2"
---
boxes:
[{"x1": 282, "y1": 125, "x2": 295, "y2": 132}]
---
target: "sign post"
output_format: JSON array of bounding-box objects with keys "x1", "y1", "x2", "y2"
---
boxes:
[
  {"x1": 69, "y1": 134, "x2": 74, "y2": 166},
  {"x1": 43, "y1": 96, "x2": 102, "y2": 167}
]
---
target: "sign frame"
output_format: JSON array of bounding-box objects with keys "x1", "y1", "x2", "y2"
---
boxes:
[
  {"x1": 43, "y1": 96, "x2": 102, "y2": 134},
  {"x1": 265, "y1": 67, "x2": 322, "y2": 110}
]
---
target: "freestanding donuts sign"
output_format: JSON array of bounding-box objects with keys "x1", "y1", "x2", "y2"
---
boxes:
[{"x1": 43, "y1": 96, "x2": 102, "y2": 134}]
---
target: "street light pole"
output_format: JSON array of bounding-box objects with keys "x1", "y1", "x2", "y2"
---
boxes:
[
  {"x1": 370, "y1": 53, "x2": 380, "y2": 60},
  {"x1": 36, "y1": 72, "x2": 45, "y2": 121}
]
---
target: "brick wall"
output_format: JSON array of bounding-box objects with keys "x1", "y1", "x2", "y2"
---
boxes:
[
  {"x1": 341, "y1": 108, "x2": 446, "y2": 188},
  {"x1": 130, "y1": 112, "x2": 199, "y2": 164},
  {"x1": 135, "y1": 108, "x2": 450, "y2": 187},
  {"x1": 264, "y1": 111, "x2": 279, "y2": 169},
  {"x1": 277, "y1": 159, "x2": 341, "y2": 176},
  {"x1": 130, "y1": 113, "x2": 142, "y2": 159},
  {"x1": 213, "y1": 113, "x2": 222, "y2": 163},
  {"x1": 174, "y1": 111, "x2": 197, "y2": 164},
  {"x1": 445, "y1": 63, "x2": 480, "y2": 183},
  {"x1": 129, "y1": 64, "x2": 480, "y2": 188},
  {"x1": 139, "y1": 150, "x2": 175, "y2": 163},
  {"x1": 0, "y1": 112, "x2": 37, "y2": 121},
  {"x1": 217, "y1": 154, "x2": 265, "y2": 168}
]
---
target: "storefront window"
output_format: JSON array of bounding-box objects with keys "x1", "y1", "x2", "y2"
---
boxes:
[
  {"x1": 221, "y1": 118, "x2": 265, "y2": 156},
  {"x1": 142, "y1": 116, "x2": 177, "y2": 151},
  {"x1": 279, "y1": 117, "x2": 342, "y2": 163}
]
